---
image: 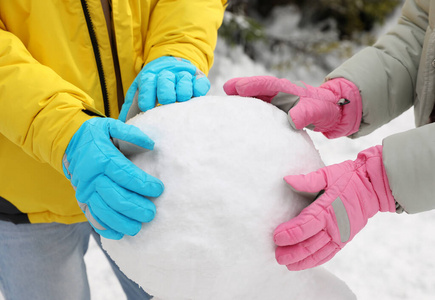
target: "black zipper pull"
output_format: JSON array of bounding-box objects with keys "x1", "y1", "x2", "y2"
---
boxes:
[{"x1": 338, "y1": 98, "x2": 350, "y2": 105}]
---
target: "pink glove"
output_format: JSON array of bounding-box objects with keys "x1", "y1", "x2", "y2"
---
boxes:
[
  {"x1": 223, "y1": 76, "x2": 362, "y2": 139},
  {"x1": 275, "y1": 145, "x2": 396, "y2": 271}
]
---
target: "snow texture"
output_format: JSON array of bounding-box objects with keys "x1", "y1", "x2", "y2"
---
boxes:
[{"x1": 102, "y1": 95, "x2": 356, "y2": 300}]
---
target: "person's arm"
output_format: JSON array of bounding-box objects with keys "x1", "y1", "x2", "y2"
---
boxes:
[
  {"x1": 119, "y1": 0, "x2": 227, "y2": 121},
  {"x1": 224, "y1": 1, "x2": 427, "y2": 140},
  {"x1": 143, "y1": 0, "x2": 227, "y2": 75},
  {"x1": 0, "y1": 21, "x2": 101, "y2": 173},
  {"x1": 0, "y1": 20, "x2": 165, "y2": 239},
  {"x1": 274, "y1": 121, "x2": 435, "y2": 270},
  {"x1": 275, "y1": 145, "x2": 396, "y2": 270},
  {"x1": 327, "y1": 0, "x2": 428, "y2": 137},
  {"x1": 383, "y1": 123, "x2": 435, "y2": 214}
]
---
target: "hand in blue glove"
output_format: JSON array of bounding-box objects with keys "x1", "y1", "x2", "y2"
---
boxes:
[
  {"x1": 62, "y1": 117, "x2": 164, "y2": 240},
  {"x1": 119, "y1": 56, "x2": 210, "y2": 122}
]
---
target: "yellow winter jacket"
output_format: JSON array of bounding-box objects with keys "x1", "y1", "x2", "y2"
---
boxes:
[{"x1": 0, "y1": 0, "x2": 226, "y2": 224}]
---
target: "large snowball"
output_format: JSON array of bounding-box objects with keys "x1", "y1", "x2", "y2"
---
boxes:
[{"x1": 102, "y1": 96, "x2": 355, "y2": 300}]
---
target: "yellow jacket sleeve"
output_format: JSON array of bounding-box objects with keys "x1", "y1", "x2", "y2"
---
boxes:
[
  {"x1": 0, "y1": 23, "x2": 102, "y2": 174},
  {"x1": 143, "y1": 0, "x2": 227, "y2": 74}
]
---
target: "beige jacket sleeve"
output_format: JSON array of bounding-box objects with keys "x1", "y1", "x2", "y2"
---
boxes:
[
  {"x1": 383, "y1": 124, "x2": 435, "y2": 213},
  {"x1": 327, "y1": 0, "x2": 428, "y2": 137},
  {"x1": 327, "y1": 0, "x2": 435, "y2": 213}
]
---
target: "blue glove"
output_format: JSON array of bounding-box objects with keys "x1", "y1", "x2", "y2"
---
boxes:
[
  {"x1": 62, "y1": 117, "x2": 164, "y2": 240},
  {"x1": 119, "y1": 56, "x2": 210, "y2": 122}
]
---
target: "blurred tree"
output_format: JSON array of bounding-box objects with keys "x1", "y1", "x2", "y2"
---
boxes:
[
  {"x1": 255, "y1": 0, "x2": 293, "y2": 17},
  {"x1": 226, "y1": 0, "x2": 250, "y2": 14},
  {"x1": 223, "y1": 0, "x2": 401, "y2": 41},
  {"x1": 291, "y1": 0, "x2": 402, "y2": 39},
  {"x1": 219, "y1": 0, "x2": 402, "y2": 74},
  {"x1": 219, "y1": 1, "x2": 264, "y2": 58}
]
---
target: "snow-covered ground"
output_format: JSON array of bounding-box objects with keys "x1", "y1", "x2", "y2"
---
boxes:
[{"x1": 3, "y1": 3, "x2": 435, "y2": 300}]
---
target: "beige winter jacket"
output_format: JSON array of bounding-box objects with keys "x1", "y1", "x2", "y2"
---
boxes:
[{"x1": 328, "y1": 0, "x2": 435, "y2": 213}]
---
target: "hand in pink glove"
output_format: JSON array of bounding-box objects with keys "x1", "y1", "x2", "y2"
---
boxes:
[
  {"x1": 223, "y1": 76, "x2": 362, "y2": 139},
  {"x1": 275, "y1": 145, "x2": 396, "y2": 271}
]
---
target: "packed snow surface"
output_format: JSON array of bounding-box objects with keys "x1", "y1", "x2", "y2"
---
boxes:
[{"x1": 102, "y1": 95, "x2": 356, "y2": 300}]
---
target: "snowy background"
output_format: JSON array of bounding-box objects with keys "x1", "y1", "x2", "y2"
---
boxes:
[{"x1": 2, "y1": 3, "x2": 435, "y2": 300}]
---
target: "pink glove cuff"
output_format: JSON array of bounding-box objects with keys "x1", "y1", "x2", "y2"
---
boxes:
[
  {"x1": 319, "y1": 78, "x2": 363, "y2": 138},
  {"x1": 358, "y1": 145, "x2": 396, "y2": 213}
]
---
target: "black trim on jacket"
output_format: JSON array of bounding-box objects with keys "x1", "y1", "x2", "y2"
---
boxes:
[
  {"x1": 0, "y1": 196, "x2": 30, "y2": 224},
  {"x1": 80, "y1": 0, "x2": 111, "y2": 117}
]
